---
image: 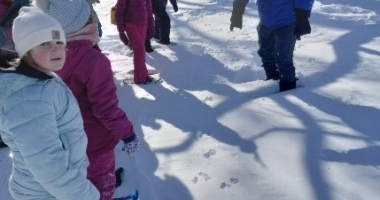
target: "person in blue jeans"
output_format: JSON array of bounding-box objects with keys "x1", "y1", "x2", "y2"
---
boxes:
[
  {"x1": 152, "y1": 0, "x2": 178, "y2": 45},
  {"x1": 230, "y1": 0, "x2": 314, "y2": 92}
]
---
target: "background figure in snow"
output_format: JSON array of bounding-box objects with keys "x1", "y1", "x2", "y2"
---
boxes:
[
  {"x1": 35, "y1": 0, "x2": 141, "y2": 199},
  {"x1": 0, "y1": 7, "x2": 99, "y2": 200},
  {"x1": 0, "y1": 0, "x2": 29, "y2": 53},
  {"x1": 116, "y1": 0, "x2": 158, "y2": 84},
  {"x1": 230, "y1": 0, "x2": 314, "y2": 92},
  {"x1": 152, "y1": 0, "x2": 178, "y2": 44}
]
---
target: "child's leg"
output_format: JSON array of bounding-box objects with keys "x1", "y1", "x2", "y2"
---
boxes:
[
  {"x1": 273, "y1": 25, "x2": 297, "y2": 83},
  {"x1": 257, "y1": 23, "x2": 278, "y2": 80},
  {"x1": 153, "y1": 14, "x2": 161, "y2": 40},
  {"x1": 87, "y1": 151, "x2": 116, "y2": 200},
  {"x1": 158, "y1": 9, "x2": 171, "y2": 44},
  {"x1": 126, "y1": 23, "x2": 149, "y2": 83}
]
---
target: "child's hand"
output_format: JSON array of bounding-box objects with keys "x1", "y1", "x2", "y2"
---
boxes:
[
  {"x1": 294, "y1": 8, "x2": 311, "y2": 40},
  {"x1": 122, "y1": 133, "x2": 141, "y2": 158},
  {"x1": 172, "y1": 4, "x2": 178, "y2": 13},
  {"x1": 118, "y1": 32, "x2": 130, "y2": 46}
]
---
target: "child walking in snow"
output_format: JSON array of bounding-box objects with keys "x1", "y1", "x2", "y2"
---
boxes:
[
  {"x1": 230, "y1": 0, "x2": 314, "y2": 92},
  {"x1": 152, "y1": 0, "x2": 178, "y2": 45},
  {"x1": 35, "y1": 0, "x2": 141, "y2": 199},
  {"x1": 0, "y1": 7, "x2": 99, "y2": 199},
  {"x1": 115, "y1": 0, "x2": 159, "y2": 84}
]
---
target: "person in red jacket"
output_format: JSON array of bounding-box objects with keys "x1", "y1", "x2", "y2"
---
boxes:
[
  {"x1": 116, "y1": 0, "x2": 160, "y2": 84},
  {"x1": 35, "y1": 0, "x2": 141, "y2": 199}
]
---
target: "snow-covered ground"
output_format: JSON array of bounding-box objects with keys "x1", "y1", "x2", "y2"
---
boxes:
[{"x1": 1, "y1": 0, "x2": 380, "y2": 199}]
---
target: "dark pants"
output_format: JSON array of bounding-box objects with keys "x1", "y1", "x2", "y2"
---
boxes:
[
  {"x1": 257, "y1": 23, "x2": 297, "y2": 82},
  {"x1": 153, "y1": 6, "x2": 171, "y2": 43}
]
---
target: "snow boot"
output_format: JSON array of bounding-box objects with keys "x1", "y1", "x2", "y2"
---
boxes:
[
  {"x1": 279, "y1": 80, "x2": 296, "y2": 92},
  {"x1": 263, "y1": 65, "x2": 280, "y2": 81},
  {"x1": 115, "y1": 167, "x2": 124, "y2": 188},
  {"x1": 113, "y1": 189, "x2": 139, "y2": 200}
]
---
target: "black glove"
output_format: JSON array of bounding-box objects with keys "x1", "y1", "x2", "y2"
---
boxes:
[
  {"x1": 145, "y1": 39, "x2": 154, "y2": 53},
  {"x1": 172, "y1": 4, "x2": 178, "y2": 12},
  {"x1": 294, "y1": 8, "x2": 311, "y2": 40},
  {"x1": 230, "y1": 1, "x2": 247, "y2": 31},
  {"x1": 119, "y1": 32, "x2": 129, "y2": 46}
]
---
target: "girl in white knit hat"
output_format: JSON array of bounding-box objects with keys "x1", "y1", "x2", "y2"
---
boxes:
[{"x1": 0, "y1": 7, "x2": 100, "y2": 200}]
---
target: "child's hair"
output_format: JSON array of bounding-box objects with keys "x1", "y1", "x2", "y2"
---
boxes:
[{"x1": 86, "y1": 11, "x2": 97, "y2": 25}]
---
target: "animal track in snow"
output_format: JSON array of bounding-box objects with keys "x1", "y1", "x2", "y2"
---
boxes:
[
  {"x1": 203, "y1": 149, "x2": 216, "y2": 159},
  {"x1": 220, "y1": 177, "x2": 239, "y2": 189},
  {"x1": 199, "y1": 172, "x2": 211, "y2": 181}
]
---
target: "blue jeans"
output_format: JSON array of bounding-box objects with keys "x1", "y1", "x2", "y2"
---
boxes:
[{"x1": 257, "y1": 23, "x2": 296, "y2": 82}]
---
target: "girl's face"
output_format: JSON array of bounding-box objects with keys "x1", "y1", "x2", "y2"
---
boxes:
[{"x1": 29, "y1": 41, "x2": 66, "y2": 73}]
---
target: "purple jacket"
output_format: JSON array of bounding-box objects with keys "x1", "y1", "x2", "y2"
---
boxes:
[
  {"x1": 115, "y1": 0, "x2": 154, "y2": 33},
  {"x1": 56, "y1": 40, "x2": 134, "y2": 155}
]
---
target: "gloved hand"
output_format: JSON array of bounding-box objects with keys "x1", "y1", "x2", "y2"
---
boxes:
[
  {"x1": 172, "y1": 4, "x2": 178, "y2": 13},
  {"x1": 145, "y1": 39, "x2": 154, "y2": 53},
  {"x1": 119, "y1": 32, "x2": 130, "y2": 46},
  {"x1": 229, "y1": 1, "x2": 247, "y2": 31},
  {"x1": 294, "y1": 8, "x2": 311, "y2": 40},
  {"x1": 122, "y1": 133, "x2": 141, "y2": 158}
]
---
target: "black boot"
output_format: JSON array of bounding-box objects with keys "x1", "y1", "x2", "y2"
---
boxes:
[
  {"x1": 279, "y1": 81, "x2": 296, "y2": 92},
  {"x1": 115, "y1": 167, "x2": 124, "y2": 188},
  {"x1": 145, "y1": 39, "x2": 154, "y2": 53},
  {"x1": 263, "y1": 65, "x2": 280, "y2": 81}
]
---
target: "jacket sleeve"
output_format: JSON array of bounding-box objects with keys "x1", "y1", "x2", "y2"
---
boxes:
[
  {"x1": 168, "y1": 0, "x2": 177, "y2": 7},
  {"x1": 85, "y1": 53, "x2": 134, "y2": 140},
  {"x1": 295, "y1": 0, "x2": 314, "y2": 11},
  {"x1": 5, "y1": 99, "x2": 99, "y2": 200},
  {"x1": 115, "y1": 0, "x2": 127, "y2": 33}
]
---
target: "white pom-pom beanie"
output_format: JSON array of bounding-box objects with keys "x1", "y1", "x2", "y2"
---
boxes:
[
  {"x1": 35, "y1": 0, "x2": 91, "y2": 34},
  {"x1": 12, "y1": 7, "x2": 66, "y2": 58}
]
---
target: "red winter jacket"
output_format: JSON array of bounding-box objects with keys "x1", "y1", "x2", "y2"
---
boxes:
[
  {"x1": 115, "y1": 0, "x2": 154, "y2": 33},
  {"x1": 56, "y1": 40, "x2": 134, "y2": 155}
]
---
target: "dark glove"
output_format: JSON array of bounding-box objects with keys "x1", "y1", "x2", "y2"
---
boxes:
[
  {"x1": 172, "y1": 4, "x2": 178, "y2": 12},
  {"x1": 145, "y1": 39, "x2": 154, "y2": 53},
  {"x1": 119, "y1": 32, "x2": 129, "y2": 46},
  {"x1": 122, "y1": 133, "x2": 141, "y2": 158},
  {"x1": 229, "y1": 0, "x2": 248, "y2": 31},
  {"x1": 294, "y1": 8, "x2": 311, "y2": 40}
]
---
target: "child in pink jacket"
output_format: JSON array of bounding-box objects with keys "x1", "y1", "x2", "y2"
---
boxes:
[
  {"x1": 35, "y1": 0, "x2": 141, "y2": 199},
  {"x1": 116, "y1": 0, "x2": 159, "y2": 84}
]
